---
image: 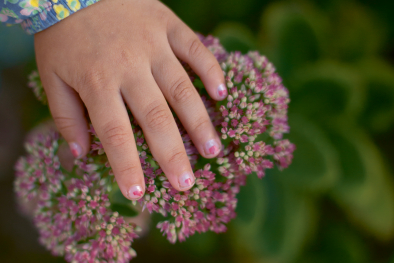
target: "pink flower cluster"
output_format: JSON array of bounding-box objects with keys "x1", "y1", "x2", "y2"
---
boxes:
[
  {"x1": 16, "y1": 35, "x2": 295, "y2": 262},
  {"x1": 27, "y1": 70, "x2": 47, "y2": 104},
  {"x1": 15, "y1": 130, "x2": 137, "y2": 262}
]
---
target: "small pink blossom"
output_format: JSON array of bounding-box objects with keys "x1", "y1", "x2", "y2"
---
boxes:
[{"x1": 0, "y1": 14, "x2": 8, "y2": 22}]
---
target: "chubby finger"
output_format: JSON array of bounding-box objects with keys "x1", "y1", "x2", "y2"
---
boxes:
[
  {"x1": 167, "y1": 18, "x2": 226, "y2": 101},
  {"x1": 42, "y1": 72, "x2": 90, "y2": 158},
  {"x1": 152, "y1": 49, "x2": 221, "y2": 158},
  {"x1": 122, "y1": 73, "x2": 195, "y2": 191},
  {"x1": 81, "y1": 87, "x2": 145, "y2": 200}
]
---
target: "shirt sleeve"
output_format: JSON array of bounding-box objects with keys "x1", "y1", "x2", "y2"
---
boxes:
[{"x1": 0, "y1": 0, "x2": 100, "y2": 34}]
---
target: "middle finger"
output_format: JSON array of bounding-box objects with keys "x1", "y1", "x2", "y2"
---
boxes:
[{"x1": 122, "y1": 71, "x2": 195, "y2": 192}]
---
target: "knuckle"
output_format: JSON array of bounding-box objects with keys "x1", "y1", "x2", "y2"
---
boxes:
[
  {"x1": 188, "y1": 38, "x2": 204, "y2": 59},
  {"x1": 53, "y1": 116, "x2": 78, "y2": 132},
  {"x1": 191, "y1": 117, "x2": 211, "y2": 133},
  {"x1": 206, "y1": 62, "x2": 220, "y2": 76},
  {"x1": 117, "y1": 164, "x2": 141, "y2": 178},
  {"x1": 118, "y1": 49, "x2": 133, "y2": 69},
  {"x1": 116, "y1": 49, "x2": 145, "y2": 72},
  {"x1": 167, "y1": 150, "x2": 186, "y2": 165},
  {"x1": 102, "y1": 123, "x2": 130, "y2": 148},
  {"x1": 170, "y1": 77, "x2": 194, "y2": 103},
  {"x1": 145, "y1": 103, "x2": 172, "y2": 131},
  {"x1": 76, "y1": 68, "x2": 106, "y2": 93},
  {"x1": 141, "y1": 28, "x2": 155, "y2": 50},
  {"x1": 155, "y1": 6, "x2": 171, "y2": 25},
  {"x1": 152, "y1": 2, "x2": 174, "y2": 32}
]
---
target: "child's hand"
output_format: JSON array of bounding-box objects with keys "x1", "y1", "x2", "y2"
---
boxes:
[{"x1": 34, "y1": 0, "x2": 226, "y2": 200}]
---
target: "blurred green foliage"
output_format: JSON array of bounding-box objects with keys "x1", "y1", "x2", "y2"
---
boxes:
[
  {"x1": 2, "y1": 0, "x2": 394, "y2": 262},
  {"x1": 164, "y1": 0, "x2": 394, "y2": 262}
]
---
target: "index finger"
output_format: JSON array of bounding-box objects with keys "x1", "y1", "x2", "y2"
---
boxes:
[{"x1": 167, "y1": 17, "x2": 227, "y2": 101}]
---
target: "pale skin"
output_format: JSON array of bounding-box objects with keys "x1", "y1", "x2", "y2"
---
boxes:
[{"x1": 34, "y1": 0, "x2": 226, "y2": 200}]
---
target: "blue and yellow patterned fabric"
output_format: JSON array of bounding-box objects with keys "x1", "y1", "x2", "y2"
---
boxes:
[{"x1": 0, "y1": 0, "x2": 100, "y2": 34}]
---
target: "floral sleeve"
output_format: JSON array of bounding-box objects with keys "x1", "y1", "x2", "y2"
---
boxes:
[{"x1": 0, "y1": 0, "x2": 100, "y2": 34}]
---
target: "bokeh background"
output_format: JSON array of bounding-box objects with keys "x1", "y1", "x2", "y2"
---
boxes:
[{"x1": 1, "y1": 0, "x2": 394, "y2": 262}]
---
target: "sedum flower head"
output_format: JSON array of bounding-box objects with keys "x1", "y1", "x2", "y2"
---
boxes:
[
  {"x1": 16, "y1": 35, "x2": 295, "y2": 262},
  {"x1": 27, "y1": 70, "x2": 47, "y2": 104},
  {"x1": 15, "y1": 129, "x2": 138, "y2": 262}
]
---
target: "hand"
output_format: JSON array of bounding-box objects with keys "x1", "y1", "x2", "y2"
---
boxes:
[{"x1": 34, "y1": 0, "x2": 226, "y2": 200}]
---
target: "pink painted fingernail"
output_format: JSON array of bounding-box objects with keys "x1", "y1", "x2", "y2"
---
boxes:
[
  {"x1": 205, "y1": 139, "x2": 220, "y2": 156},
  {"x1": 217, "y1": 84, "x2": 227, "y2": 99},
  {"x1": 69, "y1": 142, "x2": 82, "y2": 158},
  {"x1": 179, "y1": 172, "x2": 195, "y2": 190},
  {"x1": 128, "y1": 185, "x2": 144, "y2": 200}
]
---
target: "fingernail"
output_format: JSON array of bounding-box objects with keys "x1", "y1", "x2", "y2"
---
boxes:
[
  {"x1": 179, "y1": 172, "x2": 195, "y2": 190},
  {"x1": 217, "y1": 84, "x2": 227, "y2": 99},
  {"x1": 128, "y1": 185, "x2": 144, "y2": 200},
  {"x1": 69, "y1": 142, "x2": 82, "y2": 158},
  {"x1": 204, "y1": 139, "x2": 220, "y2": 156}
]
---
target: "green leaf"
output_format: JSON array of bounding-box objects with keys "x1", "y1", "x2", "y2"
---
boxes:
[
  {"x1": 274, "y1": 115, "x2": 340, "y2": 193},
  {"x1": 328, "y1": 121, "x2": 394, "y2": 240},
  {"x1": 163, "y1": 0, "x2": 219, "y2": 33},
  {"x1": 289, "y1": 61, "x2": 365, "y2": 123},
  {"x1": 234, "y1": 174, "x2": 267, "y2": 237},
  {"x1": 259, "y1": 2, "x2": 325, "y2": 78},
  {"x1": 212, "y1": 22, "x2": 257, "y2": 53},
  {"x1": 110, "y1": 204, "x2": 138, "y2": 217},
  {"x1": 356, "y1": 58, "x2": 394, "y2": 133},
  {"x1": 233, "y1": 175, "x2": 316, "y2": 263},
  {"x1": 109, "y1": 187, "x2": 139, "y2": 217},
  {"x1": 178, "y1": 231, "x2": 220, "y2": 256},
  {"x1": 326, "y1": 2, "x2": 385, "y2": 61},
  {"x1": 110, "y1": 188, "x2": 132, "y2": 206},
  {"x1": 212, "y1": 0, "x2": 258, "y2": 19},
  {"x1": 299, "y1": 224, "x2": 369, "y2": 263}
]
